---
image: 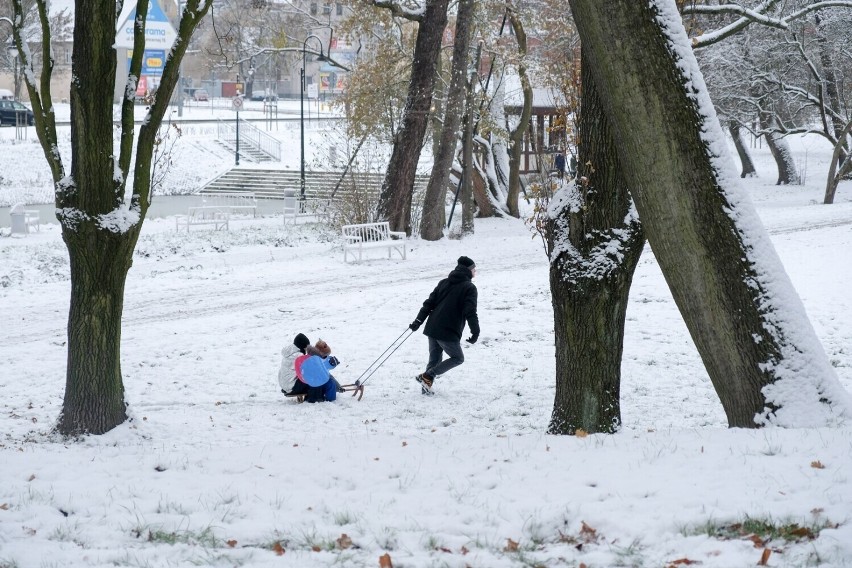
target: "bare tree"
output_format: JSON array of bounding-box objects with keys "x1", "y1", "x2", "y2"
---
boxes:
[
  {"x1": 503, "y1": 8, "x2": 531, "y2": 219},
  {"x1": 8, "y1": 0, "x2": 213, "y2": 435},
  {"x1": 374, "y1": 0, "x2": 450, "y2": 234},
  {"x1": 420, "y1": 0, "x2": 475, "y2": 241}
]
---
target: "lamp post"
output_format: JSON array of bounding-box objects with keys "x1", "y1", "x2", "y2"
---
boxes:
[
  {"x1": 6, "y1": 40, "x2": 18, "y2": 102},
  {"x1": 300, "y1": 35, "x2": 325, "y2": 208},
  {"x1": 1, "y1": 19, "x2": 16, "y2": 101}
]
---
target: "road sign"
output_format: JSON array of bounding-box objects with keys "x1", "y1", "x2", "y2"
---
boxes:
[
  {"x1": 232, "y1": 96, "x2": 243, "y2": 110},
  {"x1": 116, "y1": 0, "x2": 178, "y2": 50}
]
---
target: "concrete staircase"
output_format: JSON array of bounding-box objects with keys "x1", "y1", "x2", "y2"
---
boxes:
[
  {"x1": 216, "y1": 119, "x2": 281, "y2": 163},
  {"x1": 200, "y1": 168, "x2": 429, "y2": 200}
]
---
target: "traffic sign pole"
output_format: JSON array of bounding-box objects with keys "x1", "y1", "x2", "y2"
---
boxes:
[{"x1": 233, "y1": 95, "x2": 243, "y2": 166}]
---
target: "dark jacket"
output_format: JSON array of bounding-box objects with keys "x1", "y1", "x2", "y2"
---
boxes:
[{"x1": 415, "y1": 266, "x2": 480, "y2": 342}]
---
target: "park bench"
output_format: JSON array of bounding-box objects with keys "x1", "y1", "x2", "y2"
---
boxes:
[
  {"x1": 23, "y1": 209, "x2": 40, "y2": 232},
  {"x1": 9, "y1": 205, "x2": 40, "y2": 235},
  {"x1": 341, "y1": 221, "x2": 407, "y2": 263},
  {"x1": 175, "y1": 206, "x2": 230, "y2": 232},
  {"x1": 201, "y1": 191, "x2": 258, "y2": 217}
]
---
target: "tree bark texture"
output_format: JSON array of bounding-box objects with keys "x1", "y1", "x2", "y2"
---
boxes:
[
  {"x1": 547, "y1": 52, "x2": 644, "y2": 435},
  {"x1": 420, "y1": 0, "x2": 474, "y2": 241},
  {"x1": 729, "y1": 121, "x2": 757, "y2": 178},
  {"x1": 58, "y1": 230, "x2": 137, "y2": 434},
  {"x1": 377, "y1": 0, "x2": 450, "y2": 234},
  {"x1": 760, "y1": 113, "x2": 798, "y2": 185},
  {"x1": 505, "y1": 10, "x2": 532, "y2": 219},
  {"x1": 568, "y1": 0, "x2": 849, "y2": 427}
]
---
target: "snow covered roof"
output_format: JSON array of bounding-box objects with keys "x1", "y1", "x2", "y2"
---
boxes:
[{"x1": 501, "y1": 73, "x2": 566, "y2": 113}]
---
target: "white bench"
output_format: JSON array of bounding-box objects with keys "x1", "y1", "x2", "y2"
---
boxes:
[
  {"x1": 282, "y1": 192, "x2": 299, "y2": 225},
  {"x1": 24, "y1": 210, "x2": 40, "y2": 232},
  {"x1": 175, "y1": 206, "x2": 230, "y2": 232},
  {"x1": 9, "y1": 205, "x2": 40, "y2": 235},
  {"x1": 201, "y1": 192, "x2": 258, "y2": 217},
  {"x1": 342, "y1": 221, "x2": 407, "y2": 262}
]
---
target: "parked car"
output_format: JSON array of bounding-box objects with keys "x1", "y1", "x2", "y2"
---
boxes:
[
  {"x1": 193, "y1": 89, "x2": 209, "y2": 102},
  {"x1": 250, "y1": 89, "x2": 278, "y2": 102},
  {"x1": 0, "y1": 100, "x2": 35, "y2": 126}
]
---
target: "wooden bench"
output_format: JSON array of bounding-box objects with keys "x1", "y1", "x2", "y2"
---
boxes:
[
  {"x1": 201, "y1": 192, "x2": 258, "y2": 217},
  {"x1": 175, "y1": 206, "x2": 230, "y2": 232},
  {"x1": 342, "y1": 221, "x2": 407, "y2": 263}
]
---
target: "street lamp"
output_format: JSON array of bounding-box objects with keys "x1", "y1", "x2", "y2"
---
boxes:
[
  {"x1": 300, "y1": 34, "x2": 326, "y2": 207},
  {"x1": 6, "y1": 39, "x2": 18, "y2": 101}
]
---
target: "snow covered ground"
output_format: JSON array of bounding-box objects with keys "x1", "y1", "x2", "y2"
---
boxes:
[{"x1": 1, "y1": 118, "x2": 852, "y2": 567}]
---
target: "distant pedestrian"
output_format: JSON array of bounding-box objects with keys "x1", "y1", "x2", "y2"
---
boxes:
[
  {"x1": 409, "y1": 256, "x2": 480, "y2": 396},
  {"x1": 554, "y1": 152, "x2": 566, "y2": 180},
  {"x1": 569, "y1": 154, "x2": 578, "y2": 179}
]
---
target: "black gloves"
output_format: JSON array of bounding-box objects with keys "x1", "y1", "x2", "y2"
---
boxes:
[
  {"x1": 328, "y1": 356, "x2": 339, "y2": 367},
  {"x1": 466, "y1": 335, "x2": 478, "y2": 344},
  {"x1": 409, "y1": 319, "x2": 422, "y2": 331}
]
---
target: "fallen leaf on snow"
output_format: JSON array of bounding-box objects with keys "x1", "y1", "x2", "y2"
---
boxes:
[
  {"x1": 226, "y1": 539, "x2": 237, "y2": 548},
  {"x1": 379, "y1": 552, "x2": 393, "y2": 567},
  {"x1": 667, "y1": 558, "x2": 700, "y2": 566},
  {"x1": 758, "y1": 548, "x2": 771, "y2": 566},
  {"x1": 504, "y1": 538, "x2": 519, "y2": 552},
  {"x1": 337, "y1": 533, "x2": 353, "y2": 549},
  {"x1": 580, "y1": 521, "x2": 597, "y2": 542},
  {"x1": 272, "y1": 541, "x2": 284, "y2": 555},
  {"x1": 811, "y1": 460, "x2": 825, "y2": 469}
]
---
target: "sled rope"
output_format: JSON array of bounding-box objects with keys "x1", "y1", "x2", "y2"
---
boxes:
[{"x1": 345, "y1": 328, "x2": 414, "y2": 399}]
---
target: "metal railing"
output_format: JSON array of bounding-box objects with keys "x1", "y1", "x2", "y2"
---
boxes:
[{"x1": 216, "y1": 118, "x2": 282, "y2": 161}]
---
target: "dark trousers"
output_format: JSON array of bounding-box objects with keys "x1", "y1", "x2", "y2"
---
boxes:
[{"x1": 425, "y1": 337, "x2": 465, "y2": 378}]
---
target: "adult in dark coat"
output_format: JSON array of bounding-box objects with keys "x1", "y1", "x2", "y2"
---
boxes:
[
  {"x1": 409, "y1": 256, "x2": 480, "y2": 395},
  {"x1": 554, "y1": 152, "x2": 566, "y2": 179}
]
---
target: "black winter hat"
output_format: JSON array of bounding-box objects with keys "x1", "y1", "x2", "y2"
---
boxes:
[
  {"x1": 457, "y1": 256, "x2": 476, "y2": 269},
  {"x1": 293, "y1": 333, "x2": 311, "y2": 351}
]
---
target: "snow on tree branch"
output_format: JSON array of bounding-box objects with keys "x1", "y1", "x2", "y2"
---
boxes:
[
  {"x1": 372, "y1": 0, "x2": 426, "y2": 22},
  {"x1": 690, "y1": 0, "x2": 852, "y2": 48}
]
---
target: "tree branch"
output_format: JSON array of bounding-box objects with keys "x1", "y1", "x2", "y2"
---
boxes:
[{"x1": 372, "y1": 0, "x2": 425, "y2": 23}]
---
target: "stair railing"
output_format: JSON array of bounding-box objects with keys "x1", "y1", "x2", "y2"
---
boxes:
[{"x1": 216, "y1": 118, "x2": 282, "y2": 162}]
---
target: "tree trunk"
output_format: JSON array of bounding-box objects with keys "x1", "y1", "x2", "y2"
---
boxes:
[
  {"x1": 460, "y1": 67, "x2": 476, "y2": 236},
  {"x1": 824, "y1": 119, "x2": 852, "y2": 204},
  {"x1": 548, "y1": 50, "x2": 644, "y2": 435},
  {"x1": 729, "y1": 121, "x2": 756, "y2": 178},
  {"x1": 58, "y1": 229, "x2": 138, "y2": 434},
  {"x1": 420, "y1": 0, "x2": 474, "y2": 241},
  {"x1": 505, "y1": 10, "x2": 532, "y2": 218},
  {"x1": 760, "y1": 113, "x2": 798, "y2": 185},
  {"x1": 567, "y1": 0, "x2": 851, "y2": 427},
  {"x1": 376, "y1": 0, "x2": 450, "y2": 234}
]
